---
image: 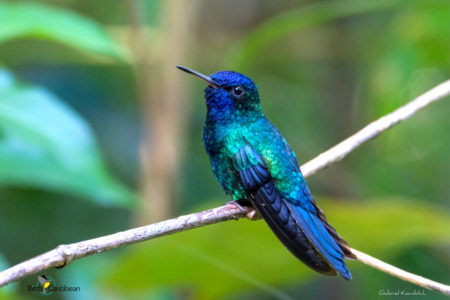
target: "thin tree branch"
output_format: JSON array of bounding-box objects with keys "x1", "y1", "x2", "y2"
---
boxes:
[
  {"x1": 350, "y1": 248, "x2": 450, "y2": 295},
  {"x1": 0, "y1": 80, "x2": 449, "y2": 294},
  {"x1": 301, "y1": 80, "x2": 450, "y2": 177},
  {"x1": 0, "y1": 204, "x2": 246, "y2": 288}
]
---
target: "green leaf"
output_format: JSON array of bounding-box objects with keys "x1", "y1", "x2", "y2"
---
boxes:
[
  {"x1": 98, "y1": 198, "x2": 449, "y2": 299},
  {"x1": 0, "y1": 69, "x2": 135, "y2": 207},
  {"x1": 0, "y1": 2, "x2": 126, "y2": 60}
]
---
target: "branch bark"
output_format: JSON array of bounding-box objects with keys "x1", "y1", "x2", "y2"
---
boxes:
[{"x1": 1, "y1": 80, "x2": 449, "y2": 294}]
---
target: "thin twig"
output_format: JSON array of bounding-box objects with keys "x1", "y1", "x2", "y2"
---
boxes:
[
  {"x1": 301, "y1": 80, "x2": 450, "y2": 177},
  {"x1": 350, "y1": 248, "x2": 450, "y2": 295},
  {"x1": 0, "y1": 80, "x2": 449, "y2": 293},
  {"x1": 0, "y1": 204, "x2": 246, "y2": 288}
]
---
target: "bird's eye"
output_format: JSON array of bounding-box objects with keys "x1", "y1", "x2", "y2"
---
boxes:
[{"x1": 232, "y1": 86, "x2": 244, "y2": 96}]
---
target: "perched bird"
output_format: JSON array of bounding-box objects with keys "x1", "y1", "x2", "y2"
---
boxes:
[{"x1": 177, "y1": 66, "x2": 355, "y2": 279}]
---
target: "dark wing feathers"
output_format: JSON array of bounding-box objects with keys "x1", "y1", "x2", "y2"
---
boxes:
[
  {"x1": 232, "y1": 144, "x2": 352, "y2": 279},
  {"x1": 252, "y1": 181, "x2": 336, "y2": 275},
  {"x1": 233, "y1": 146, "x2": 269, "y2": 191}
]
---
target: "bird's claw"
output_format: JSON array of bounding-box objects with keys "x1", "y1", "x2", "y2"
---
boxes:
[
  {"x1": 245, "y1": 208, "x2": 262, "y2": 220},
  {"x1": 225, "y1": 200, "x2": 262, "y2": 220},
  {"x1": 226, "y1": 200, "x2": 247, "y2": 214}
]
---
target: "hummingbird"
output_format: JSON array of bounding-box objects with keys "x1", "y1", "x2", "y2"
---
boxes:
[{"x1": 177, "y1": 66, "x2": 355, "y2": 279}]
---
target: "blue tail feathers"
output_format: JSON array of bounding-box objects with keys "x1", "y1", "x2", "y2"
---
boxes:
[{"x1": 250, "y1": 181, "x2": 352, "y2": 279}]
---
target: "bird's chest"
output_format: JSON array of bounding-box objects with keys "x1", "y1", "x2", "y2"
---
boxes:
[
  {"x1": 203, "y1": 123, "x2": 248, "y2": 199},
  {"x1": 203, "y1": 122, "x2": 248, "y2": 158}
]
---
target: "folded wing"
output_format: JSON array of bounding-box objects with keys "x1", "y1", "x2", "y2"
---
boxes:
[{"x1": 232, "y1": 143, "x2": 353, "y2": 279}]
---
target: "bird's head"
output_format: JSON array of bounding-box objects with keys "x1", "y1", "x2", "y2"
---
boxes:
[{"x1": 177, "y1": 66, "x2": 262, "y2": 118}]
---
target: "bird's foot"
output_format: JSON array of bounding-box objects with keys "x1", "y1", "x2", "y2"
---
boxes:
[
  {"x1": 226, "y1": 199, "x2": 262, "y2": 221},
  {"x1": 225, "y1": 200, "x2": 247, "y2": 213},
  {"x1": 245, "y1": 208, "x2": 262, "y2": 220}
]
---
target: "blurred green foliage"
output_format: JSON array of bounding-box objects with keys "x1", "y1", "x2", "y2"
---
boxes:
[
  {"x1": 0, "y1": 69, "x2": 134, "y2": 206},
  {"x1": 225, "y1": 0, "x2": 404, "y2": 69},
  {"x1": 0, "y1": 0, "x2": 448, "y2": 299},
  {"x1": 0, "y1": 2, "x2": 127, "y2": 60}
]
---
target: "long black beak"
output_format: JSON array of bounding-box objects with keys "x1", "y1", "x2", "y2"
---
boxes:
[{"x1": 176, "y1": 66, "x2": 221, "y2": 89}]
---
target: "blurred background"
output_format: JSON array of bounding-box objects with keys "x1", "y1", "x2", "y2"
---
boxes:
[{"x1": 0, "y1": 0, "x2": 449, "y2": 299}]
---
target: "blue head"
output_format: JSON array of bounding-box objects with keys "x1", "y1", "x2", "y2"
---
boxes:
[{"x1": 177, "y1": 66, "x2": 263, "y2": 121}]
